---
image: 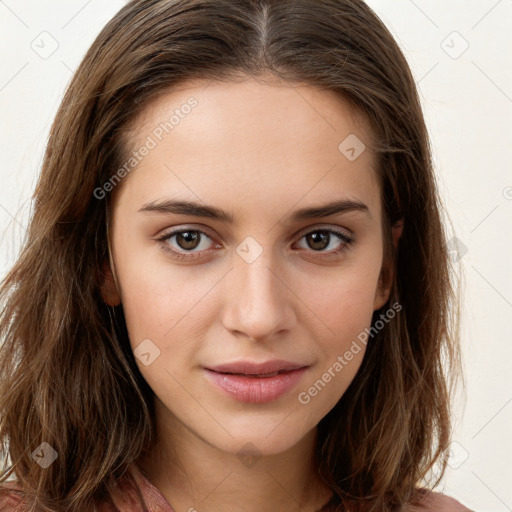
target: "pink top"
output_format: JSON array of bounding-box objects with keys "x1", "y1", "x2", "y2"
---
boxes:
[
  {"x1": 0, "y1": 464, "x2": 473, "y2": 511},
  {"x1": 0, "y1": 463, "x2": 175, "y2": 512},
  {"x1": 98, "y1": 463, "x2": 176, "y2": 511}
]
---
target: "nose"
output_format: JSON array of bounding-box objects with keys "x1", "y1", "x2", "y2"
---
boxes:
[{"x1": 220, "y1": 249, "x2": 296, "y2": 343}]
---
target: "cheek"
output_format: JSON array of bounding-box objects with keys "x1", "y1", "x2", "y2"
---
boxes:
[
  {"x1": 116, "y1": 246, "x2": 219, "y2": 368},
  {"x1": 120, "y1": 269, "x2": 198, "y2": 344},
  {"x1": 299, "y1": 259, "x2": 381, "y2": 340},
  {"x1": 118, "y1": 266, "x2": 208, "y2": 401},
  {"x1": 293, "y1": 257, "x2": 381, "y2": 393}
]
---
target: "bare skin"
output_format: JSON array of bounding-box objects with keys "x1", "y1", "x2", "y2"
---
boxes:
[{"x1": 102, "y1": 73, "x2": 401, "y2": 512}]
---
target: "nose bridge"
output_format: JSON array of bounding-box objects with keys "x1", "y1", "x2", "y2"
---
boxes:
[{"x1": 238, "y1": 249, "x2": 278, "y2": 301}]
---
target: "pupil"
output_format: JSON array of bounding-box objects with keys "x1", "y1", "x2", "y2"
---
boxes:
[
  {"x1": 178, "y1": 231, "x2": 200, "y2": 250},
  {"x1": 308, "y1": 232, "x2": 329, "y2": 251}
]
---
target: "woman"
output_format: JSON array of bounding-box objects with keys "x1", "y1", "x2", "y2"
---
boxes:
[{"x1": 0, "y1": 0, "x2": 473, "y2": 510}]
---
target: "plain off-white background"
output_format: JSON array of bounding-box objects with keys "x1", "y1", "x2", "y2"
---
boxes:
[{"x1": 0, "y1": 1, "x2": 511, "y2": 511}]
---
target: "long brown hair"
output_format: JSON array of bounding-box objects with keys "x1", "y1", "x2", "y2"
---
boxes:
[{"x1": 0, "y1": 0, "x2": 463, "y2": 510}]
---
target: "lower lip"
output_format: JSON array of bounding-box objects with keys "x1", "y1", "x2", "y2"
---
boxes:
[{"x1": 203, "y1": 367, "x2": 308, "y2": 403}]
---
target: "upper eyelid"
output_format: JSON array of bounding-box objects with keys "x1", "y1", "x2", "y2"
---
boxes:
[
  {"x1": 159, "y1": 225, "x2": 217, "y2": 243},
  {"x1": 295, "y1": 224, "x2": 352, "y2": 238}
]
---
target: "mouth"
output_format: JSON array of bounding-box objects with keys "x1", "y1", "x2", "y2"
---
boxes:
[{"x1": 203, "y1": 360, "x2": 310, "y2": 403}]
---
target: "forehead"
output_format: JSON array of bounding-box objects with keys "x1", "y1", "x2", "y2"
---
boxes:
[
  {"x1": 127, "y1": 74, "x2": 374, "y2": 150},
  {"x1": 115, "y1": 75, "x2": 380, "y2": 222}
]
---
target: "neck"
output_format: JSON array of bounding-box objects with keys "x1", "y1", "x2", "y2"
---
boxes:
[{"x1": 137, "y1": 402, "x2": 333, "y2": 512}]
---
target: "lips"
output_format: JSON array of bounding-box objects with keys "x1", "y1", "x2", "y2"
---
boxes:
[{"x1": 203, "y1": 360, "x2": 309, "y2": 403}]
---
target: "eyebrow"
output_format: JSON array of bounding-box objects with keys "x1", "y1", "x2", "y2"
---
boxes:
[{"x1": 138, "y1": 198, "x2": 371, "y2": 223}]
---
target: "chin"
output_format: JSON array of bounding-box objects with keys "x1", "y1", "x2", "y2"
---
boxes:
[{"x1": 200, "y1": 418, "x2": 317, "y2": 459}]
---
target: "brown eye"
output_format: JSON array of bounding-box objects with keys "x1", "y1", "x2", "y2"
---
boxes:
[
  {"x1": 305, "y1": 231, "x2": 330, "y2": 251},
  {"x1": 174, "y1": 231, "x2": 202, "y2": 250},
  {"x1": 296, "y1": 228, "x2": 354, "y2": 255},
  {"x1": 157, "y1": 228, "x2": 218, "y2": 260}
]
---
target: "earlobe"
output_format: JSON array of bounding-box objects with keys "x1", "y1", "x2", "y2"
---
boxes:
[{"x1": 100, "y1": 258, "x2": 121, "y2": 306}]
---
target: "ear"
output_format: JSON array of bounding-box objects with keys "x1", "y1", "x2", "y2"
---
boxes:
[
  {"x1": 373, "y1": 261, "x2": 392, "y2": 311},
  {"x1": 373, "y1": 218, "x2": 404, "y2": 310},
  {"x1": 99, "y1": 258, "x2": 121, "y2": 306},
  {"x1": 392, "y1": 218, "x2": 404, "y2": 249}
]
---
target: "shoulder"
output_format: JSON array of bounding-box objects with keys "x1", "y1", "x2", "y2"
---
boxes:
[{"x1": 408, "y1": 490, "x2": 474, "y2": 512}]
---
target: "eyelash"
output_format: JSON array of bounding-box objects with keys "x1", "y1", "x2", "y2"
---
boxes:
[{"x1": 156, "y1": 226, "x2": 355, "y2": 261}]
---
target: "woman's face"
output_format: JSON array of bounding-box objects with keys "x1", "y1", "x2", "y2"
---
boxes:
[{"x1": 105, "y1": 75, "x2": 392, "y2": 456}]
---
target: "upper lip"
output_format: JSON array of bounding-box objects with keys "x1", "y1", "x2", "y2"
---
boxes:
[{"x1": 206, "y1": 360, "x2": 309, "y2": 375}]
